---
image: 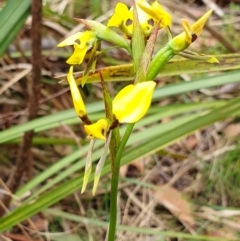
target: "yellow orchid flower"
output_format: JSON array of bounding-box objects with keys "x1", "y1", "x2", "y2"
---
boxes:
[
  {"x1": 112, "y1": 81, "x2": 156, "y2": 123},
  {"x1": 169, "y1": 9, "x2": 213, "y2": 53},
  {"x1": 107, "y1": 1, "x2": 158, "y2": 38},
  {"x1": 57, "y1": 31, "x2": 97, "y2": 65},
  {"x1": 67, "y1": 66, "x2": 87, "y2": 117},
  {"x1": 84, "y1": 118, "x2": 110, "y2": 140},
  {"x1": 136, "y1": 0, "x2": 172, "y2": 28}
]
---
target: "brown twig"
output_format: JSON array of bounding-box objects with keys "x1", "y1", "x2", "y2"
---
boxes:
[{"x1": 0, "y1": 0, "x2": 42, "y2": 216}]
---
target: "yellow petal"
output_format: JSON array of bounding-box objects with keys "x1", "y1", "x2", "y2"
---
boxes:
[
  {"x1": 133, "y1": 4, "x2": 157, "y2": 36},
  {"x1": 58, "y1": 31, "x2": 96, "y2": 65},
  {"x1": 67, "y1": 66, "x2": 86, "y2": 117},
  {"x1": 78, "y1": 31, "x2": 96, "y2": 48},
  {"x1": 137, "y1": 0, "x2": 172, "y2": 28},
  {"x1": 66, "y1": 44, "x2": 88, "y2": 65},
  {"x1": 107, "y1": 3, "x2": 129, "y2": 28},
  {"x1": 191, "y1": 9, "x2": 213, "y2": 37},
  {"x1": 58, "y1": 31, "x2": 96, "y2": 47},
  {"x1": 84, "y1": 118, "x2": 110, "y2": 140},
  {"x1": 57, "y1": 32, "x2": 83, "y2": 47},
  {"x1": 113, "y1": 81, "x2": 156, "y2": 123},
  {"x1": 181, "y1": 19, "x2": 192, "y2": 44},
  {"x1": 151, "y1": 0, "x2": 172, "y2": 27}
]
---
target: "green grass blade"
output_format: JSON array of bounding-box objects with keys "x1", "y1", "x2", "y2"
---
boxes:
[
  {"x1": 153, "y1": 69, "x2": 240, "y2": 99},
  {"x1": 1, "y1": 70, "x2": 240, "y2": 143},
  {"x1": 17, "y1": 113, "x2": 200, "y2": 201},
  {"x1": 44, "y1": 209, "x2": 233, "y2": 241},
  {"x1": 0, "y1": 102, "x2": 104, "y2": 143},
  {"x1": 14, "y1": 100, "x2": 226, "y2": 200},
  {"x1": 0, "y1": 98, "x2": 239, "y2": 232},
  {"x1": 0, "y1": 0, "x2": 31, "y2": 56}
]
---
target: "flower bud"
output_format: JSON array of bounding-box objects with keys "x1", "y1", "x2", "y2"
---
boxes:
[
  {"x1": 169, "y1": 9, "x2": 212, "y2": 53},
  {"x1": 67, "y1": 66, "x2": 87, "y2": 117}
]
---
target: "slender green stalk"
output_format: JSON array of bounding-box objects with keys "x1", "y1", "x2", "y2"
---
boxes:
[{"x1": 107, "y1": 123, "x2": 135, "y2": 241}]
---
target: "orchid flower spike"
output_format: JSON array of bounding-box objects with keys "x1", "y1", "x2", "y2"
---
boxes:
[{"x1": 113, "y1": 81, "x2": 156, "y2": 123}]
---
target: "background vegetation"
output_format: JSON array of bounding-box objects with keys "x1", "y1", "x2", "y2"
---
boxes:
[{"x1": 0, "y1": 0, "x2": 240, "y2": 240}]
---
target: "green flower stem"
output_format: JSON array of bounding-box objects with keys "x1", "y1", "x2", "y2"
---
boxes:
[
  {"x1": 109, "y1": 127, "x2": 120, "y2": 171},
  {"x1": 107, "y1": 123, "x2": 135, "y2": 241}
]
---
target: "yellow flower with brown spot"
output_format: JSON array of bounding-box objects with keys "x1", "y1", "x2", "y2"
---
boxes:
[
  {"x1": 107, "y1": 1, "x2": 162, "y2": 38},
  {"x1": 84, "y1": 118, "x2": 110, "y2": 140},
  {"x1": 58, "y1": 31, "x2": 97, "y2": 65},
  {"x1": 169, "y1": 9, "x2": 213, "y2": 53},
  {"x1": 136, "y1": 0, "x2": 172, "y2": 28}
]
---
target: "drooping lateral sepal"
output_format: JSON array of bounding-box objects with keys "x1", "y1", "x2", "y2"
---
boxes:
[
  {"x1": 81, "y1": 138, "x2": 95, "y2": 193},
  {"x1": 92, "y1": 131, "x2": 112, "y2": 195},
  {"x1": 67, "y1": 66, "x2": 87, "y2": 117}
]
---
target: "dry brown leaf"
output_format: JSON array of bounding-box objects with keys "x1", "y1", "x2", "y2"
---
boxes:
[
  {"x1": 206, "y1": 229, "x2": 237, "y2": 239},
  {"x1": 4, "y1": 233, "x2": 34, "y2": 241},
  {"x1": 152, "y1": 184, "x2": 195, "y2": 228},
  {"x1": 224, "y1": 124, "x2": 240, "y2": 137},
  {"x1": 120, "y1": 165, "x2": 128, "y2": 177},
  {"x1": 120, "y1": 160, "x2": 145, "y2": 177},
  {"x1": 184, "y1": 135, "x2": 198, "y2": 149},
  {"x1": 27, "y1": 217, "x2": 47, "y2": 231},
  {"x1": 131, "y1": 160, "x2": 145, "y2": 173},
  {"x1": 0, "y1": 68, "x2": 31, "y2": 95}
]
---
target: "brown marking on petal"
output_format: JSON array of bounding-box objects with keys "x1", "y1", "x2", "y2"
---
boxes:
[
  {"x1": 80, "y1": 115, "x2": 92, "y2": 124},
  {"x1": 101, "y1": 129, "x2": 105, "y2": 136},
  {"x1": 191, "y1": 33, "x2": 198, "y2": 43},
  {"x1": 86, "y1": 46, "x2": 93, "y2": 53},
  {"x1": 125, "y1": 19, "x2": 133, "y2": 26},
  {"x1": 110, "y1": 117, "x2": 119, "y2": 130},
  {"x1": 147, "y1": 18, "x2": 154, "y2": 26},
  {"x1": 168, "y1": 26, "x2": 172, "y2": 34},
  {"x1": 75, "y1": 39, "x2": 80, "y2": 44}
]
